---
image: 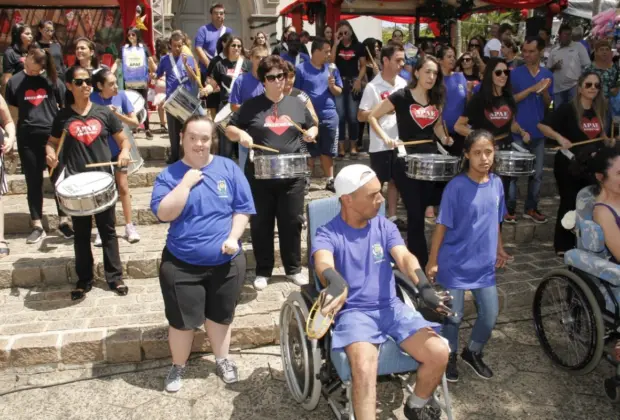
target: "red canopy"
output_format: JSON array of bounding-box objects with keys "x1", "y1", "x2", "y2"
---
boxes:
[
  {"x1": 118, "y1": 0, "x2": 154, "y2": 54},
  {"x1": 483, "y1": 0, "x2": 551, "y2": 6}
]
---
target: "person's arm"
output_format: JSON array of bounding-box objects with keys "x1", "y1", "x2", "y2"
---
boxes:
[
  {"x1": 194, "y1": 27, "x2": 210, "y2": 69},
  {"x1": 578, "y1": 43, "x2": 591, "y2": 69},
  {"x1": 0, "y1": 95, "x2": 16, "y2": 152},
  {"x1": 111, "y1": 129, "x2": 131, "y2": 161},
  {"x1": 148, "y1": 56, "x2": 157, "y2": 73},
  {"x1": 224, "y1": 106, "x2": 254, "y2": 148},
  {"x1": 426, "y1": 224, "x2": 447, "y2": 279},
  {"x1": 433, "y1": 116, "x2": 452, "y2": 145},
  {"x1": 538, "y1": 122, "x2": 572, "y2": 149},
  {"x1": 357, "y1": 84, "x2": 374, "y2": 123},
  {"x1": 154, "y1": 171, "x2": 202, "y2": 222},
  {"x1": 305, "y1": 98, "x2": 319, "y2": 126},
  {"x1": 454, "y1": 116, "x2": 472, "y2": 137},
  {"x1": 353, "y1": 53, "x2": 367, "y2": 93},
  {"x1": 368, "y1": 99, "x2": 397, "y2": 147},
  {"x1": 513, "y1": 78, "x2": 550, "y2": 103},
  {"x1": 113, "y1": 111, "x2": 139, "y2": 128},
  {"x1": 511, "y1": 120, "x2": 529, "y2": 142},
  {"x1": 593, "y1": 206, "x2": 620, "y2": 262}
]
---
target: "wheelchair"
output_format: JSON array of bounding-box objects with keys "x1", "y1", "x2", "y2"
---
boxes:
[
  {"x1": 279, "y1": 196, "x2": 454, "y2": 419},
  {"x1": 532, "y1": 186, "x2": 620, "y2": 402}
]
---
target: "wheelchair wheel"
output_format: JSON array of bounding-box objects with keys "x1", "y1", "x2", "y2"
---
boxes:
[
  {"x1": 533, "y1": 269, "x2": 605, "y2": 374},
  {"x1": 279, "y1": 291, "x2": 322, "y2": 411}
]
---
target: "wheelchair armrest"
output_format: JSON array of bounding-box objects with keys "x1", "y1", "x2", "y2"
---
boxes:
[{"x1": 394, "y1": 269, "x2": 419, "y2": 297}]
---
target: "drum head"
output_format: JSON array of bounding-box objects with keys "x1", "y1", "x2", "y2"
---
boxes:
[
  {"x1": 125, "y1": 90, "x2": 146, "y2": 112},
  {"x1": 57, "y1": 172, "x2": 114, "y2": 196},
  {"x1": 215, "y1": 104, "x2": 232, "y2": 124}
]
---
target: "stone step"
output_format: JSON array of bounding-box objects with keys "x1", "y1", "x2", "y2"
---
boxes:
[
  {"x1": 0, "y1": 194, "x2": 558, "y2": 290},
  {"x1": 0, "y1": 239, "x2": 558, "y2": 374}
]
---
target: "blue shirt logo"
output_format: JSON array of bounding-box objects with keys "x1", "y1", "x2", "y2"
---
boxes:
[
  {"x1": 217, "y1": 180, "x2": 228, "y2": 198},
  {"x1": 372, "y1": 243, "x2": 384, "y2": 263}
]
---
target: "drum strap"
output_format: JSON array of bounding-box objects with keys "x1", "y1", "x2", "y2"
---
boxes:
[
  {"x1": 206, "y1": 26, "x2": 227, "y2": 59},
  {"x1": 295, "y1": 54, "x2": 301, "y2": 66},
  {"x1": 222, "y1": 58, "x2": 245, "y2": 93},
  {"x1": 168, "y1": 53, "x2": 187, "y2": 84}
]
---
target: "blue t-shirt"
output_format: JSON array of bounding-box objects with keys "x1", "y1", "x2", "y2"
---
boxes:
[
  {"x1": 399, "y1": 68, "x2": 411, "y2": 82},
  {"x1": 90, "y1": 91, "x2": 134, "y2": 157},
  {"x1": 443, "y1": 72, "x2": 468, "y2": 133},
  {"x1": 194, "y1": 23, "x2": 233, "y2": 74},
  {"x1": 229, "y1": 72, "x2": 264, "y2": 105},
  {"x1": 294, "y1": 61, "x2": 342, "y2": 119},
  {"x1": 312, "y1": 214, "x2": 404, "y2": 311},
  {"x1": 511, "y1": 65, "x2": 553, "y2": 141},
  {"x1": 436, "y1": 173, "x2": 506, "y2": 290},
  {"x1": 280, "y1": 52, "x2": 310, "y2": 66},
  {"x1": 150, "y1": 156, "x2": 256, "y2": 266},
  {"x1": 156, "y1": 53, "x2": 196, "y2": 98}
]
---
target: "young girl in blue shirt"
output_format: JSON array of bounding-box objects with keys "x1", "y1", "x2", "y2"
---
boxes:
[{"x1": 426, "y1": 129, "x2": 512, "y2": 383}]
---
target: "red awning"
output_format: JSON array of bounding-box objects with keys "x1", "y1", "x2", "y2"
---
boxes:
[{"x1": 483, "y1": 0, "x2": 551, "y2": 7}]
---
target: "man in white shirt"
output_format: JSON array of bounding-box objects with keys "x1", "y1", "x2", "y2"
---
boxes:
[
  {"x1": 484, "y1": 23, "x2": 513, "y2": 58},
  {"x1": 548, "y1": 24, "x2": 591, "y2": 109},
  {"x1": 358, "y1": 43, "x2": 408, "y2": 229}
]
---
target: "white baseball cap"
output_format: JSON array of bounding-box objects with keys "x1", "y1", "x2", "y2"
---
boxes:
[{"x1": 334, "y1": 164, "x2": 377, "y2": 198}]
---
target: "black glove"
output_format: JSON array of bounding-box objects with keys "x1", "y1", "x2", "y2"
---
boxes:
[{"x1": 415, "y1": 268, "x2": 443, "y2": 310}]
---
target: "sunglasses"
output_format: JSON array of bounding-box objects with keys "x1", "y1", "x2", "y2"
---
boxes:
[
  {"x1": 584, "y1": 82, "x2": 601, "y2": 89},
  {"x1": 265, "y1": 73, "x2": 285, "y2": 82},
  {"x1": 73, "y1": 78, "x2": 92, "y2": 87},
  {"x1": 128, "y1": 33, "x2": 136, "y2": 37},
  {"x1": 469, "y1": 43, "x2": 480, "y2": 47},
  {"x1": 339, "y1": 31, "x2": 349, "y2": 36},
  {"x1": 230, "y1": 44, "x2": 242, "y2": 49},
  {"x1": 463, "y1": 57, "x2": 472, "y2": 62},
  {"x1": 494, "y1": 69, "x2": 510, "y2": 77}
]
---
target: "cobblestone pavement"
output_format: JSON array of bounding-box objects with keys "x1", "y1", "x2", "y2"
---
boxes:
[{"x1": 1, "y1": 316, "x2": 618, "y2": 420}]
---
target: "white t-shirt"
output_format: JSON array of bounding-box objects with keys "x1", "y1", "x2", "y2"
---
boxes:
[
  {"x1": 359, "y1": 74, "x2": 407, "y2": 153},
  {"x1": 484, "y1": 38, "x2": 502, "y2": 58}
]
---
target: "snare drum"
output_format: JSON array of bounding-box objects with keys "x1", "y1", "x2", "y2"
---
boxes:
[
  {"x1": 253, "y1": 153, "x2": 310, "y2": 180},
  {"x1": 214, "y1": 104, "x2": 233, "y2": 131},
  {"x1": 163, "y1": 87, "x2": 205, "y2": 123},
  {"x1": 123, "y1": 125, "x2": 144, "y2": 175},
  {"x1": 495, "y1": 151, "x2": 535, "y2": 177},
  {"x1": 125, "y1": 89, "x2": 147, "y2": 125},
  {"x1": 405, "y1": 154, "x2": 460, "y2": 181},
  {"x1": 56, "y1": 172, "x2": 118, "y2": 216}
]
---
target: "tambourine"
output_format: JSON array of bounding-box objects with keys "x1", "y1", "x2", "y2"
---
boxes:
[{"x1": 305, "y1": 287, "x2": 348, "y2": 340}]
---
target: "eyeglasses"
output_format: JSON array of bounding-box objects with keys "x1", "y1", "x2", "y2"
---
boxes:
[
  {"x1": 469, "y1": 43, "x2": 480, "y2": 48},
  {"x1": 265, "y1": 73, "x2": 285, "y2": 82},
  {"x1": 44, "y1": 29, "x2": 54, "y2": 33},
  {"x1": 213, "y1": 11, "x2": 225, "y2": 15},
  {"x1": 494, "y1": 69, "x2": 510, "y2": 77},
  {"x1": 73, "y1": 78, "x2": 92, "y2": 87},
  {"x1": 462, "y1": 57, "x2": 472, "y2": 62},
  {"x1": 230, "y1": 44, "x2": 242, "y2": 49},
  {"x1": 128, "y1": 33, "x2": 136, "y2": 37},
  {"x1": 584, "y1": 82, "x2": 601, "y2": 89}
]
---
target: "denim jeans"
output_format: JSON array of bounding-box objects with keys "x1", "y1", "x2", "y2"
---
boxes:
[
  {"x1": 335, "y1": 79, "x2": 360, "y2": 142},
  {"x1": 441, "y1": 285, "x2": 499, "y2": 354},
  {"x1": 553, "y1": 86, "x2": 577, "y2": 110},
  {"x1": 238, "y1": 145, "x2": 248, "y2": 170},
  {"x1": 507, "y1": 137, "x2": 545, "y2": 213}
]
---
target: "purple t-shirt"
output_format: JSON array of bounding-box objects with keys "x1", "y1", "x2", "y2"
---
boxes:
[
  {"x1": 312, "y1": 214, "x2": 405, "y2": 311},
  {"x1": 90, "y1": 90, "x2": 134, "y2": 157},
  {"x1": 442, "y1": 72, "x2": 468, "y2": 133},
  {"x1": 194, "y1": 23, "x2": 233, "y2": 74},
  {"x1": 511, "y1": 64, "x2": 553, "y2": 140},
  {"x1": 436, "y1": 173, "x2": 506, "y2": 290},
  {"x1": 229, "y1": 72, "x2": 264, "y2": 105},
  {"x1": 293, "y1": 61, "x2": 342, "y2": 119}
]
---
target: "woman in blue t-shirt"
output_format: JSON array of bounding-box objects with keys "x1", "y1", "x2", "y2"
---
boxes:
[
  {"x1": 150, "y1": 115, "x2": 255, "y2": 392},
  {"x1": 91, "y1": 68, "x2": 141, "y2": 245},
  {"x1": 427, "y1": 129, "x2": 512, "y2": 383}
]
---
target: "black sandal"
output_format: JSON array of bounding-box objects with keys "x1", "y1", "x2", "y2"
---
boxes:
[
  {"x1": 0, "y1": 240, "x2": 9, "y2": 258},
  {"x1": 109, "y1": 280, "x2": 129, "y2": 296},
  {"x1": 71, "y1": 280, "x2": 93, "y2": 301}
]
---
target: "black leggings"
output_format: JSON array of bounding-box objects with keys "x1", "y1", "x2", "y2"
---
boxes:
[
  {"x1": 133, "y1": 87, "x2": 150, "y2": 131},
  {"x1": 17, "y1": 132, "x2": 65, "y2": 221}
]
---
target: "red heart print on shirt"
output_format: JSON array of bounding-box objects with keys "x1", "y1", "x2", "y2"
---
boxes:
[
  {"x1": 68, "y1": 118, "x2": 103, "y2": 146},
  {"x1": 338, "y1": 50, "x2": 355, "y2": 60},
  {"x1": 380, "y1": 91, "x2": 390, "y2": 100},
  {"x1": 484, "y1": 105, "x2": 512, "y2": 128},
  {"x1": 24, "y1": 89, "x2": 48, "y2": 106},
  {"x1": 409, "y1": 104, "x2": 439, "y2": 129},
  {"x1": 264, "y1": 115, "x2": 291, "y2": 136},
  {"x1": 581, "y1": 117, "x2": 601, "y2": 139}
]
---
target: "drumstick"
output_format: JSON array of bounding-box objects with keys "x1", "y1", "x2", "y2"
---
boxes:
[
  {"x1": 494, "y1": 133, "x2": 509, "y2": 141},
  {"x1": 85, "y1": 160, "x2": 138, "y2": 168},
  {"x1": 49, "y1": 130, "x2": 67, "y2": 178},
  {"x1": 365, "y1": 46, "x2": 378, "y2": 69},
  {"x1": 182, "y1": 56, "x2": 203, "y2": 89},
  {"x1": 283, "y1": 115, "x2": 309, "y2": 136},
  {"x1": 398, "y1": 139, "x2": 434, "y2": 146},
  {"x1": 551, "y1": 137, "x2": 606, "y2": 151},
  {"x1": 252, "y1": 144, "x2": 280, "y2": 153}
]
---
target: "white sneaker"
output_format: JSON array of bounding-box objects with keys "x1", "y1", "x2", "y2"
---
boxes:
[
  {"x1": 94, "y1": 232, "x2": 102, "y2": 247},
  {"x1": 286, "y1": 272, "x2": 308, "y2": 286},
  {"x1": 253, "y1": 276, "x2": 270, "y2": 290},
  {"x1": 164, "y1": 364, "x2": 185, "y2": 392},
  {"x1": 125, "y1": 224, "x2": 140, "y2": 243}
]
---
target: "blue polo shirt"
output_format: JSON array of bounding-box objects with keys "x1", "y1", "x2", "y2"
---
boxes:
[
  {"x1": 156, "y1": 54, "x2": 196, "y2": 99},
  {"x1": 194, "y1": 23, "x2": 233, "y2": 74},
  {"x1": 229, "y1": 72, "x2": 264, "y2": 105},
  {"x1": 294, "y1": 61, "x2": 342, "y2": 119},
  {"x1": 150, "y1": 156, "x2": 256, "y2": 266},
  {"x1": 90, "y1": 91, "x2": 133, "y2": 157},
  {"x1": 511, "y1": 65, "x2": 553, "y2": 140}
]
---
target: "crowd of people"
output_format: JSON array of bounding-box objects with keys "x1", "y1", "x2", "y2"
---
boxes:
[{"x1": 1, "y1": 4, "x2": 620, "y2": 418}]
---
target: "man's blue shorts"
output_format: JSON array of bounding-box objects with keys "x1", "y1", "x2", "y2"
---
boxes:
[
  {"x1": 331, "y1": 300, "x2": 441, "y2": 350},
  {"x1": 307, "y1": 114, "x2": 338, "y2": 158}
]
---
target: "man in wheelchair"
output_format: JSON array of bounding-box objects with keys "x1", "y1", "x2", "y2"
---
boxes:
[{"x1": 311, "y1": 164, "x2": 452, "y2": 420}]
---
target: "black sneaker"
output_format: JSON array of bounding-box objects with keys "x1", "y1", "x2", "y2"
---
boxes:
[
  {"x1": 461, "y1": 347, "x2": 493, "y2": 379},
  {"x1": 58, "y1": 223, "x2": 74, "y2": 239},
  {"x1": 403, "y1": 400, "x2": 442, "y2": 420},
  {"x1": 26, "y1": 227, "x2": 46, "y2": 244},
  {"x1": 446, "y1": 353, "x2": 459, "y2": 383},
  {"x1": 325, "y1": 179, "x2": 335, "y2": 193}
]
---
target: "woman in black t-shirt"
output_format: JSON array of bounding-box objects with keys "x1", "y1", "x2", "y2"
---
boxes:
[
  {"x1": 368, "y1": 55, "x2": 452, "y2": 268},
  {"x1": 332, "y1": 21, "x2": 367, "y2": 156},
  {"x1": 538, "y1": 71, "x2": 616, "y2": 255},
  {"x1": 2, "y1": 24, "x2": 34, "y2": 89},
  {"x1": 226, "y1": 56, "x2": 317, "y2": 291},
  {"x1": 5, "y1": 46, "x2": 72, "y2": 244},
  {"x1": 46, "y1": 66, "x2": 132, "y2": 301},
  {"x1": 454, "y1": 58, "x2": 530, "y2": 220},
  {"x1": 203, "y1": 33, "x2": 232, "y2": 119},
  {"x1": 35, "y1": 20, "x2": 66, "y2": 82}
]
